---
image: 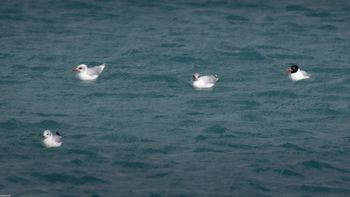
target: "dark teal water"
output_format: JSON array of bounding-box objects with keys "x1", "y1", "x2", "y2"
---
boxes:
[{"x1": 1, "y1": 0, "x2": 350, "y2": 196}]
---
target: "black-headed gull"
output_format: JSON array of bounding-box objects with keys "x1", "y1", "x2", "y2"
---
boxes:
[
  {"x1": 42, "y1": 129, "x2": 62, "y2": 148},
  {"x1": 287, "y1": 64, "x2": 310, "y2": 82},
  {"x1": 192, "y1": 73, "x2": 219, "y2": 89},
  {"x1": 73, "y1": 63, "x2": 106, "y2": 81}
]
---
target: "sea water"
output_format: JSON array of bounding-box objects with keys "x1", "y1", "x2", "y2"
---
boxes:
[{"x1": 0, "y1": 0, "x2": 350, "y2": 196}]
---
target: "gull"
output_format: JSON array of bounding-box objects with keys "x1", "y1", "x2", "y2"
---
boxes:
[
  {"x1": 287, "y1": 64, "x2": 310, "y2": 82},
  {"x1": 192, "y1": 73, "x2": 219, "y2": 89},
  {"x1": 42, "y1": 129, "x2": 62, "y2": 148},
  {"x1": 73, "y1": 63, "x2": 106, "y2": 81}
]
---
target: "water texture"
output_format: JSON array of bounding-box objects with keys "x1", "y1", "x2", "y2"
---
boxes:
[{"x1": 1, "y1": 0, "x2": 350, "y2": 196}]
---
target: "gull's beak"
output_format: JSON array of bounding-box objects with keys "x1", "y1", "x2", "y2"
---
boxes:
[
  {"x1": 73, "y1": 68, "x2": 79, "y2": 72},
  {"x1": 286, "y1": 68, "x2": 292, "y2": 74}
]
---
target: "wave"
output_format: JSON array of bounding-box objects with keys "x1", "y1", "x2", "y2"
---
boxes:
[
  {"x1": 285, "y1": 5, "x2": 312, "y2": 12},
  {"x1": 64, "y1": 1, "x2": 103, "y2": 10},
  {"x1": 0, "y1": 118, "x2": 25, "y2": 130},
  {"x1": 146, "y1": 172, "x2": 172, "y2": 179},
  {"x1": 267, "y1": 54, "x2": 315, "y2": 60},
  {"x1": 31, "y1": 172, "x2": 107, "y2": 184},
  {"x1": 225, "y1": 14, "x2": 249, "y2": 22},
  {"x1": 202, "y1": 124, "x2": 228, "y2": 134},
  {"x1": 112, "y1": 161, "x2": 154, "y2": 169},
  {"x1": 279, "y1": 143, "x2": 307, "y2": 151},
  {"x1": 300, "y1": 160, "x2": 349, "y2": 173},
  {"x1": 300, "y1": 185, "x2": 349, "y2": 193},
  {"x1": 305, "y1": 12, "x2": 333, "y2": 18},
  {"x1": 192, "y1": 147, "x2": 223, "y2": 153},
  {"x1": 0, "y1": 118, "x2": 63, "y2": 132},
  {"x1": 274, "y1": 168, "x2": 303, "y2": 177},
  {"x1": 5, "y1": 176, "x2": 31, "y2": 184},
  {"x1": 256, "y1": 90, "x2": 299, "y2": 98},
  {"x1": 215, "y1": 47, "x2": 266, "y2": 60}
]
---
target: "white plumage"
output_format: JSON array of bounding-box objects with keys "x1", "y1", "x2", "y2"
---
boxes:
[
  {"x1": 287, "y1": 65, "x2": 310, "y2": 82},
  {"x1": 74, "y1": 63, "x2": 106, "y2": 81},
  {"x1": 42, "y1": 129, "x2": 62, "y2": 148},
  {"x1": 192, "y1": 73, "x2": 219, "y2": 89}
]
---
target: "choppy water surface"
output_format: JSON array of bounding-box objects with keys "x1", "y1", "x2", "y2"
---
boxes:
[{"x1": 1, "y1": 0, "x2": 350, "y2": 196}]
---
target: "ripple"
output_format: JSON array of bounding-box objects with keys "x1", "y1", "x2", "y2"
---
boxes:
[
  {"x1": 34, "y1": 119, "x2": 61, "y2": 128},
  {"x1": 5, "y1": 176, "x2": 31, "y2": 184},
  {"x1": 274, "y1": 168, "x2": 303, "y2": 177},
  {"x1": 192, "y1": 147, "x2": 223, "y2": 153},
  {"x1": 31, "y1": 172, "x2": 107, "y2": 185},
  {"x1": 147, "y1": 192, "x2": 165, "y2": 197},
  {"x1": 121, "y1": 49, "x2": 143, "y2": 57},
  {"x1": 64, "y1": 1, "x2": 102, "y2": 10},
  {"x1": 32, "y1": 172, "x2": 82, "y2": 184},
  {"x1": 0, "y1": 78, "x2": 28, "y2": 85},
  {"x1": 169, "y1": 55, "x2": 196, "y2": 63},
  {"x1": 228, "y1": 2, "x2": 261, "y2": 9},
  {"x1": 71, "y1": 134, "x2": 88, "y2": 139},
  {"x1": 240, "y1": 113, "x2": 264, "y2": 122},
  {"x1": 139, "y1": 74, "x2": 180, "y2": 83},
  {"x1": 84, "y1": 92, "x2": 119, "y2": 98},
  {"x1": 300, "y1": 185, "x2": 349, "y2": 193},
  {"x1": 147, "y1": 172, "x2": 172, "y2": 179},
  {"x1": 36, "y1": 112, "x2": 68, "y2": 117},
  {"x1": 282, "y1": 128, "x2": 311, "y2": 136},
  {"x1": 85, "y1": 92, "x2": 175, "y2": 100},
  {"x1": 248, "y1": 180, "x2": 272, "y2": 192},
  {"x1": 225, "y1": 14, "x2": 249, "y2": 22},
  {"x1": 179, "y1": 1, "x2": 229, "y2": 8},
  {"x1": 159, "y1": 43, "x2": 186, "y2": 48},
  {"x1": 0, "y1": 118, "x2": 24, "y2": 129},
  {"x1": 230, "y1": 100, "x2": 261, "y2": 110},
  {"x1": 187, "y1": 99, "x2": 218, "y2": 105},
  {"x1": 70, "y1": 159, "x2": 84, "y2": 166},
  {"x1": 257, "y1": 90, "x2": 298, "y2": 98},
  {"x1": 140, "y1": 145, "x2": 176, "y2": 155},
  {"x1": 319, "y1": 25, "x2": 338, "y2": 31},
  {"x1": 305, "y1": 12, "x2": 333, "y2": 18},
  {"x1": 301, "y1": 160, "x2": 349, "y2": 173},
  {"x1": 67, "y1": 149, "x2": 99, "y2": 160},
  {"x1": 267, "y1": 54, "x2": 315, "y2": 60},
  {"x1": 226, "y1": 143, "x2": 255, "y2": 150},
  {"x1": 112, "y1": 161, "x2": 154, "y2": 169},
  {"x1": 280, "y1": 143, "x2": 307, "y2": 151},
  {"x1": 195, "y1": 135, "x2": 209, "y2": 141},
  {"x1": 215, "y1": 47, "x2": 265, "y2": 60},
  {"x1": 301, "y1": 103, "x2": 345, "y2": 117},
  {"x1": 285, "y1": 5, "x2": 311, "y2": 11},
  {"x1": 80, "y1": 175, "x2": 108, "y2": 184},
  {"x1": 100, "y1": 133, "x2": 155, "y2": 143},
  {"x1": 202, "y1": 124, "x2": 227, "y2": 134}
]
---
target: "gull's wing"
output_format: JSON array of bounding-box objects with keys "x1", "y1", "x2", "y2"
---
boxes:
[
  {"x1": 88, "y1": 64, "x2": 106, "y2": 75},
  {"x1": 200, "y1": 75, "x2": 218, "y2": 84},
  {"x1": 53, "y1": 135, "x2": 62, "y2": 143},
  {"x1": 300, "y1": 70, "x2": 310, "y2": 77}
]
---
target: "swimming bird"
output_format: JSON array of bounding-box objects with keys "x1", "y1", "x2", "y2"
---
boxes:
[
  {"x1": 73, "y1": 63, "x2": 106, "y2": 81},
  {"x1": 287, "y1": 64, "x2": 310, "y2": 82},
  {"x1": 42, "y1": 129, "x2": 62, "y2": 148},
  {"x1": 192, "y1": 73, "x2": 219, "y2": 89}
]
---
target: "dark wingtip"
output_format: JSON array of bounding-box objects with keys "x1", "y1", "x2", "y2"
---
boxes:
[{"x1": 56, "y1": 132, "x2": 61, "y2": 136}]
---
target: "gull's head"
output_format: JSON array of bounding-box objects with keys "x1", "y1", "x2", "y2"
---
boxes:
[
  {"x1": 74, "y1": 64, "x2": 88, "y2": 73},
  {"x1": 287, "y1": 65, "x2": 299, "y2": 74},
  {"x1": 42, "y1": 129, "x2": 52, "y2": 139},
  {"x1": 192, "y1": 73, "x2": 200, "y2": 81}
]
